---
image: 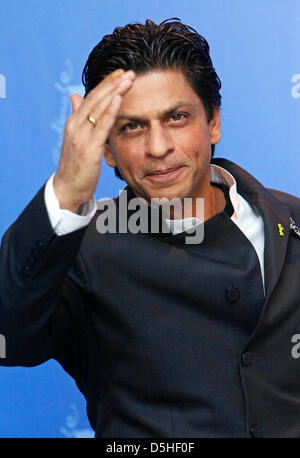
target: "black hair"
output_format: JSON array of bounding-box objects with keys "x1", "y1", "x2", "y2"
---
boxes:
[{"x1": 82, "y1": 18, "x2": 222, "y2": 180}]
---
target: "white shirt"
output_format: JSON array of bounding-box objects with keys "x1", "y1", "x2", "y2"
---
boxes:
[{"x1": 44, "y1": 164, "x2": 265, "y2": 292}]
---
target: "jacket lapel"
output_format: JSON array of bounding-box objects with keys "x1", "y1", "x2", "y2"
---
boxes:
[{"x1": 212, "y1": 158, "x2": 291, "y2": 304}]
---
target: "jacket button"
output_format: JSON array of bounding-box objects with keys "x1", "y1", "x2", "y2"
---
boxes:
[
  {"x1": 20, "y1": 265, "x2": 32, "y2": 277},
  {"x1": 30, "y1": 241, "x2": 45, "y2": 262},
  {"x1": 31, "y1": 248, "x2": 38, "y2": 258},
  {"x1": 35, "y1": 240, "x2": 44, "y2": 250},
  {"x1": 31, "y1": 245, "x2": 44, "y2": 260},
  {"x1": 241, "y1": 352, "x2": 252, "y2": 367},
  {"x1": 26, "y1": 256, "x2": 35, "y2": 268},
  {"x1": 250, "y1": 424, "x2": 264, "y2": 438},
  {"x1": 225, "y1": 286, "x2": 240, "y2": 302}
]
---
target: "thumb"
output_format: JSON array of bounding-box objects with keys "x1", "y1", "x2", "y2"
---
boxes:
[{"x1": 70, "y1": 94, "x2": 83, "y2": 113}]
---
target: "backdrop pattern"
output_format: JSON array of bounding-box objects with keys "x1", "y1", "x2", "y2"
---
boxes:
[{"x1": 0, "y1": 0, "x2": 299, "y2": 437}]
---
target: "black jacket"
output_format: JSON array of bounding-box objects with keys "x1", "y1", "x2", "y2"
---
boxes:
[{"x1": 1, "y1": 158, "x2": 300, "y2": 438}]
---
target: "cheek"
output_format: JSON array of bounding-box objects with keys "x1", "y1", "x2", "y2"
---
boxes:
[
  {"x1": 173, "y1": 131, "x2": 208, "y2": 162},
  {"x1": 114, "y1": 146, "x2": 142, "y2": 176},
  {"x1": 174, "y1": 123, "x2": 210, "y2": 148}
]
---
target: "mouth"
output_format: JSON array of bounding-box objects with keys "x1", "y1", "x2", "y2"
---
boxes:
[{"x1": 145, "y1": 166, "x2": 185, "y2": 184}]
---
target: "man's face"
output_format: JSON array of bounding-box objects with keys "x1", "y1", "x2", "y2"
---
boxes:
[{"x1": 105, "y1": 69, "x2": 220, "y2": 204}]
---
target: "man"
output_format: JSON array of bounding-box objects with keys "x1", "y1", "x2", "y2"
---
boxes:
[{"x1": 1, "y1": 18, "x2": 300, "y2": 438}]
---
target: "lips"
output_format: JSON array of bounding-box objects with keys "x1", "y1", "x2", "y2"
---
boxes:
[
  {"x1": 146, "y1": 166, "x2": 182, "y2": 176},
  {"x1": 144, "y1": 165, "x2": 186, "y2": 185}
]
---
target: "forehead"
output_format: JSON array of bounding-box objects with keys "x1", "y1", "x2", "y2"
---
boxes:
[{"x1": 118, "y1": 68, "x2": 203, "y2": 117}]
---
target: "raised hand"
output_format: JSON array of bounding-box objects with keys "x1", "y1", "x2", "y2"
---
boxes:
[{"x1": 53, "y1": 69, "x2": 136, "y2": 213}]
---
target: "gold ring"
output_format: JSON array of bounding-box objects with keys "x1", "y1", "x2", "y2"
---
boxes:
[{"x1": 87, "y1": 115, "x2": 97, "y2": 127}]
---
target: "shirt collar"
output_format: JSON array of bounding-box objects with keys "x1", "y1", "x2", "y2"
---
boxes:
[{"x1": 210, "y1": 163, "x2": 239, "y2": 222}]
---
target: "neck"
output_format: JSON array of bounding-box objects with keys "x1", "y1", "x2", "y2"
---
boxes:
[{"x1": 163, "y1": 184, "x2": 226, "y2": 221}]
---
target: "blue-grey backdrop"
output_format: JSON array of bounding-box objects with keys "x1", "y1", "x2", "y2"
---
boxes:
[{"x1": 0, "y1": 0, "x2": 299, "y2": 437}]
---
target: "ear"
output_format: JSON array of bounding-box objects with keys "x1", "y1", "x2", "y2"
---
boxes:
[
  {"x1": 209, "y1": 108, "x2": 221, "y2": 145},
  {"x1": 104, "y1": 141, "x2": 117, "y2": 168}
]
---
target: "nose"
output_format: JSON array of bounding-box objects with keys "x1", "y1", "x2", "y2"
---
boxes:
[{"x1": 145, "y1": 124, "x2": 174, "y2": 158}]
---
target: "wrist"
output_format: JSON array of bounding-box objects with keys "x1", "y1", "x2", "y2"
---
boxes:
[{"x1": 53, "y1": 174, "x2": 89, "y2": 214}]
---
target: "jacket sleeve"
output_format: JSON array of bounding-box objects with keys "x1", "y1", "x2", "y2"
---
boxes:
[{"x1": 0, "y1": 183, "x2": 90, "y2": 367}]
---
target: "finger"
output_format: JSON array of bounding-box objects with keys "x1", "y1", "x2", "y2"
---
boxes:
[
  {"x1": 70, "y1": 94, "x2": 84, "y2": 113},
  {"x1": 73, "y1": 72, "x2": 135, "y2": 147},
  {"x1": 78, "y1": 75, "x2": 135, "y2": 133},
  {"x1": 66, "y1": 70, "x2": 135, "y2": 154},
  {"x1": 73, "y1": 88, "x2": 124, "y2": 147},
  {"x1": 74, "y1": 69, "x2": 135, "y2": 122},
  {"x1": 65, "y1": 70, "x2": 125, "y2": 132},
  {"x1": 86, "y1": 94, "x2": 123, "y2": 151},
  {"x1": 75, "y1": 69, "x2": 125, "y2": 115}
]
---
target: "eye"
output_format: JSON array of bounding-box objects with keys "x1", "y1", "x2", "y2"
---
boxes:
[
  {"x1": 121, "y1": 121, "x2": 141, "y2": 132},
  {"x1": 170, "y1": 113, "x2": 187, "y2": 122}
]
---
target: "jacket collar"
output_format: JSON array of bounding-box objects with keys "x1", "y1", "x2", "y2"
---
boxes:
[{"x1": 211, "y1": 157, "x2": 291, "y2": 304}]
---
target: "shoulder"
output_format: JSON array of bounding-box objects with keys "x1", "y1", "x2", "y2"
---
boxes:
[
  {"x1": 212, "y1": 156, "x2": 300, "y2": 218},
  {"x1": 267, "y1": 188, "x2": 300, "y2": 211},
  {"x1": 212, "y1": 157, "x2": 299, "y2": 202},
  {"x1": 263, "y1": 188, "x2": 300, "y2": 225}
]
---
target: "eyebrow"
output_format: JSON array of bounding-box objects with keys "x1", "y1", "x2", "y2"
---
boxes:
[{"x1": 115, "y1": 102, "x2": 192, "y2": 123}]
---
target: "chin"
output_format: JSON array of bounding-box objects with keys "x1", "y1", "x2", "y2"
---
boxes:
[{"x1": 150, "y1": 191, "x2": 186, "y2": 204}]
